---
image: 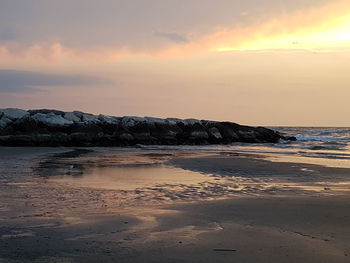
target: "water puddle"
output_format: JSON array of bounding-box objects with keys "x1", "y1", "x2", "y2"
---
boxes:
[
  {"x1": 34, "y1": 149, "x2": 348, "y2": 207},
  {"x1": 50, "y1": 164, "x2": 213, "y2": 191}
]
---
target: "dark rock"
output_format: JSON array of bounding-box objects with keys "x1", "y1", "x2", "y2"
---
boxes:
[
  {"x1": 81, "y1": 113, "x2": 100, "y2": 123},
  {"x1": 0, "y1": 108, "x2": 29, "y2": 120},
  {"x1": 121, "y1": 117, "x2": 153, "y2": 142},
  {"x1": 52, "y1": 133, "x2": 69, "y2": 145},
  {"x1": 64, "y1": 112, "x2": 81, "y2": 122},
  {"x1": 189, "y1": 123, "x2": 209, "y2": 143},
  {"x1": 0, "y1": 135, "x2": 34, "y2": 146},
  {"x1": 32, "y1": 113, "x2": 73, "y2": 127},
  {"x1": 237, "y1": 129, "x2": 259, "y2": 143},
  {"x1": 149, "y1": 121, "x2": 180, "y2": 145},
  {"x1": 0, "y1": 126, "x2": 15, "y2": 136},
  {"x1": 208, "y1": 127, "x2": 222, "y2": 143},
  {"x1": 255, "y1": 127, "x2": 280, "y2": 143},
  {"x1": 10, "y1": 116, "x2": 40, "y2": 133},
  {"x1": 118, "y1": 132, "x2": 135, "y2": 142},
  {"x1": 33, "y1": 134, "x2": 52, "y2": 145},
  {"x1": 28, "y1": 109, "x2": 65, "y2": 116},
  {"x1": 70, "y1": 122, "x2": 103, "y2": 137},
  {"x1": 282, "y1": 135, "x2": 297, "y2": 141},
  {"x1": 0, "y1": 108, "x2": 295, "y2": 146},
  {"x1": 68, "y1": 132, "x2": 92, "y2": 146},
  {"x1": 211, "y1": 122, "x2": 240, "y2": 143},
  {"x1": 0, "y1": 117, "x2": 12, "y2": 129}
]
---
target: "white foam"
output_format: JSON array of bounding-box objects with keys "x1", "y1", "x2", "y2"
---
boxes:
[{"x1": 296, "y1": 135, "x2": 349, "y2": 142}]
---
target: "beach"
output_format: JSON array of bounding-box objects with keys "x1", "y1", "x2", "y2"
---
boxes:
[
  {"x1": 0, "y1": 142, "x2": 349, "y2": 263},
  {"x1": 2, "y1": 1, "x2": 350, "y2": 261}
]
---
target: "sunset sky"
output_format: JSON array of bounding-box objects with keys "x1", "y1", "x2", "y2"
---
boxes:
[{"x1": 0, "y1": 0, "x2": 349, "y2": 126}]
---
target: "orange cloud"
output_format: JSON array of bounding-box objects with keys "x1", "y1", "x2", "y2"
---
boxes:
[
  {"x1": 158, "y1": 0, "x2": 350, "y2": 54},
  {"x1": 1, "y1": 0, "x2": 350, "y2": 68},
  {"x1": 204, "y1": 0, "x2": 350, "y2": 52}
]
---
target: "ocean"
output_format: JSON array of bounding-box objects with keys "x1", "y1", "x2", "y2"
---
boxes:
[
  {"x1": 138, "y1": 127, "x2": 350, "y2": 168},
  {"x1": 273, "y1": 127, "x2": 350, "y2": 163}
]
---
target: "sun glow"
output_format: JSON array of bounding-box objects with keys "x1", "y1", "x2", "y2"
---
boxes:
[{"x1": 212, "y1": 1, "x2": 350, "y2": 52}]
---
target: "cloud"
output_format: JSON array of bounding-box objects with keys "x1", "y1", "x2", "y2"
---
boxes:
[
  {"x1": 0, "y1": 0, "x2": 331, "y2": 49},
  {"x1": 0, "y1": 70, "x2": 111, "y2": 93},
  {"x1": 0, "y1": 0, "x2": 347, "y2": 67},
  {"x1": 154, "y1": 32, "x2": 189, "y2": 43},
  {"x1": 0, "y1": 28, "x2": 18, "y2": 41}
]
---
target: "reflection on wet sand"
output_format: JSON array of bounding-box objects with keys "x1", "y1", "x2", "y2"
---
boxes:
[
  {"x1": 35, "y1": 148, "x2": 350, "y2": 205},
  {"x1": 50, "y1": 165, "x2": 213, "y2": 191},
  {"x1": 1, "y1": 147, "x2": 350, "y2": 263}
]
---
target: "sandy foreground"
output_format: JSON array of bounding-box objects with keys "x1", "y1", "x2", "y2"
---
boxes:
[{"x1": 0, "y1": 147, "x2": 349, "y2": 263}]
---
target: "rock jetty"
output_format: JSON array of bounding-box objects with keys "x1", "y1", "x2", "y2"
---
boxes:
[{"x1": 0, "y1": 108, "x2": 296, "y2": 146}]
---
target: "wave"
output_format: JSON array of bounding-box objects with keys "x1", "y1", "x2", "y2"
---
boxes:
[
  {"x1": 137, "y1": 127, "x2": 350, "y2": 162},
  {"x1": 296, "y1": 135, "x2": 350, "y2": 142},
  {"x1": 318, "y1": 129, "x2": 350, "y2": 136}
]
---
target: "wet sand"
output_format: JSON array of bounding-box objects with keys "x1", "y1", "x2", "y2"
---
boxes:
[{"x1": 0, "y1": 147, "x2": 349, "y2": 262}]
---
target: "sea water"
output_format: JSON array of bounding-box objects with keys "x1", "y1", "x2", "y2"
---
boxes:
[{"x1": 138, "y1": 127, "x2": 350, "y2": 168}]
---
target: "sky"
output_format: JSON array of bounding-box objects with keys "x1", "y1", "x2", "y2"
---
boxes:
[{"x1": 0, "y1": 0, "x2": 349, "y2": 126}]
